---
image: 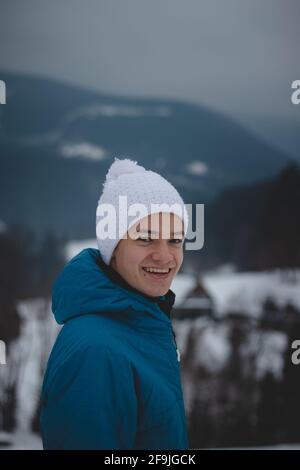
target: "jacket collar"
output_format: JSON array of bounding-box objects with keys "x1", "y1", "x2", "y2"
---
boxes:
[{"x1": 95, "y1": 251, "x2": 176, "y2": 319}]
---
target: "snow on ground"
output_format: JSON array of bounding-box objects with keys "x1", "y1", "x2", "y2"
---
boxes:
[
  {"x1": 171, "y1": 268, "x2": 300, "y2": 319},
  {"x1": 192, "y1": 321, "x2": 232, "y2": 374},
  {"x1": 240, "y1": 330, "x2": 288, "y2": 381},
  {"x1": 1, "y1": 432, "x2": 300, "y2": 450},
  {"x1": 175, "y1": 317, "x2": 288, "y2": 382},
  {"x1": 0, "y1": 299, "x2": 60, "y2": 437},
  {"x1": 14, "y1": 298, "x2": 60, "y2": 431},
  {"x1": 172, "y1": 318, "x2": 198, "y2": 356},
  {"x1": 209, "y1": 443, "x2": 300, "y2": 449},
  {"x1": 0, "y1": 431, "x2": 42, "y2": 450},
  {"x1": 174, "y1": 317, "x2": 232, "y2": 374},
  {"x1": 171, "y1": 273, "x2": 197, "y2": 306},
  {"x1": 202, "y1": 269, "x2": 300, "y2": 319},
  {"x1": 0, "y1": 299, "x2": 59, "y2": 449}
]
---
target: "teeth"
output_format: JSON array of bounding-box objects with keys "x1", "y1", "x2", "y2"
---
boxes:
[{"x1": 143, "y1": 267, "x2": 170, "y2": 273}]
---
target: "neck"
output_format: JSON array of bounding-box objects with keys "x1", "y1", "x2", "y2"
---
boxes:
[{"x1": 96, "y1": 253, "x2": 176, "y2": 317}]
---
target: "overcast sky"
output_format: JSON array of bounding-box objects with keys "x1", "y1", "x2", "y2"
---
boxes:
[{"x1": 0, "y1": 0, "x2": 299, "y2": 157}]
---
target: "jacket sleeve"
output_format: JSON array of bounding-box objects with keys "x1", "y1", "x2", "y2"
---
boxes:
[{"x1": 40, "y1": 343, "x2": 138, "y2": 450}]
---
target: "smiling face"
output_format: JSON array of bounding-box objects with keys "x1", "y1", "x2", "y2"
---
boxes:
[{"x1": 110, "y1": 212, "x2": 184, "y2": 297}]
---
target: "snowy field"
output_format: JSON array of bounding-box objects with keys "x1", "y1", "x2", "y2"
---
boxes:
[
  {"x1": 0, "y1": 431, "x2": 42, "y2": 450},
  {"x1": 172, "y1": 265, "x2": 300, "y2": 318},
  {"x1": 1, "y1": 431, "x2": 299, "y2": 450}
]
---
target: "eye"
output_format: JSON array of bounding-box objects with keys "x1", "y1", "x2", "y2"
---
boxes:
[
  {"x1": 137, "y1": 237, "x2": 152, "y2": 243},
  {"x1": 136, "y1": 237, "x2": 183, "y2": 244}
]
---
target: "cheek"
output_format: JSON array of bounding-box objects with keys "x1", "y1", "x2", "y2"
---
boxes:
[
  {"x1": 175, "y1": 249, "x2": 183, "y2": 270},
  {"x1": 125, "y1": 249, "x2": 146, "y2": 274},
  {"x1": 131, "y1": 251, "x2": 144, "y2": 266}
]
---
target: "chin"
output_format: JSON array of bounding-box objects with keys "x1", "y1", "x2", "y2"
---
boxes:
[{"x1": 144, "y1": 286, "x2": 169, "y2": 297}]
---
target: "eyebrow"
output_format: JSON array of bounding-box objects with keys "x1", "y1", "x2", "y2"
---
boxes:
[{"x1": 136, "y1": 229, "x2": 184, "y2": 237}]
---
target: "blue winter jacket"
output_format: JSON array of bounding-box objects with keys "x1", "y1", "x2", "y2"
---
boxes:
[{"x1": 39, "y1": 248, "x2": 189, "y2": 450}]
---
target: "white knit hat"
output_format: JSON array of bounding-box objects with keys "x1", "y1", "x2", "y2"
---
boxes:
[{"x1": 96, "y1": 158, "x2": 189, "y2": 265}]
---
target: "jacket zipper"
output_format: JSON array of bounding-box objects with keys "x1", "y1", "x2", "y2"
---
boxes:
[{"x1": 171, "y1": 327, "x2": 181, "y2": 362}]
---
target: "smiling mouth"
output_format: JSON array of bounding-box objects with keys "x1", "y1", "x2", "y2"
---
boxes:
[{"x1": 141, "y1": 267, "x2": 173, "y2": 280}]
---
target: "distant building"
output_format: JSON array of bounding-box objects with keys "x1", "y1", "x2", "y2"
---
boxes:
[
  {"x1": 173, "y1": 276, "x2": 214, "y2": 320},
  {"x1": 260, "y1": 297, "x2": 300, "y2": 329}
]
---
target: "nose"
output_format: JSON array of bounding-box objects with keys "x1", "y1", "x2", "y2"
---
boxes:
[{"x1": 151, "y1": 241, "x2": 173, "y2": 265}]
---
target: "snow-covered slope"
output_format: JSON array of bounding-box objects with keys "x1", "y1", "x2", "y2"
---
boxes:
[{"x1": 202, "y1": 269, "x2": 300, "y2": 318}]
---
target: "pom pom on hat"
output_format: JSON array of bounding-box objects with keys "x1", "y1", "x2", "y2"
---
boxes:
[{"x1": 105, "y1": 157, "x2": 146, "y2": 184}]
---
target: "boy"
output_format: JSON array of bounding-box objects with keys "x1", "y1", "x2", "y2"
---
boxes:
[{"x1": 40, "y1": 158, "x2": 189, "y2": 450}]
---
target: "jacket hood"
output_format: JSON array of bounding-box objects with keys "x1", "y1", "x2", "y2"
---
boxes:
[{"x1": 52, "y1": 248, "x2": 176, "y2": 328}]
